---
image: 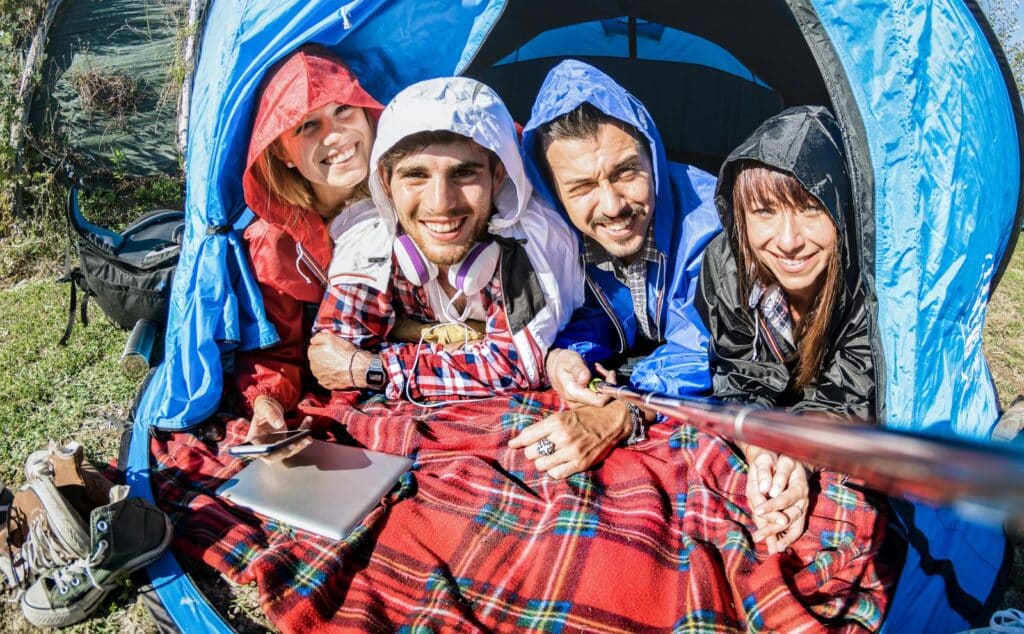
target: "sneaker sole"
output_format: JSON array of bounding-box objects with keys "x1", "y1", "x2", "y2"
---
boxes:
[{"x1": 20, "y1": 513, "x2": 174, "y2": 628}]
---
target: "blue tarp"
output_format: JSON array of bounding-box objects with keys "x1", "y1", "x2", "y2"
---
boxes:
[{"x1": 127, "y1": 1, "x2": 1020, "y2": 630}]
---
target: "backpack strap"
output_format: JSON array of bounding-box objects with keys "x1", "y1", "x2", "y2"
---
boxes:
[{"x1": 57, "y1": 244, "x2": 91, "y2": 346}]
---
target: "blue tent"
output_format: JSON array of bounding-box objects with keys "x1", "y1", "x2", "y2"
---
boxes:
[{"x1": 126, "y1": 1, "x2": 1023, "y2": 631}]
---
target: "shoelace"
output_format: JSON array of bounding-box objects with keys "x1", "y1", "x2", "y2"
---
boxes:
[
  {"x1": 990, "y1": 609, "x2": 1024, "y2": 632},
  {"x1": 20, "y1": 516, "x2": 82, "y2": 576},
  {"x1": 50, "y1": 540, "x2": 108, "y2": 595}
]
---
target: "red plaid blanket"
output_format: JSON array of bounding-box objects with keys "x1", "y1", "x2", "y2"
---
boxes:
[{"x1": 151, "y1": 391, "x2": 895, "y2": 632}]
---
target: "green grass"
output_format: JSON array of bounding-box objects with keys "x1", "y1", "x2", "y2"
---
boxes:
[
  {"x1": 987, "y1": 244, "x2": 1024, "y2": 408},
  {"x1": 0, "y1": 280, "x2": 138, "y2": 485},
  {"x1": 0, "y1": 280, "x2": 149, "y2": 631}
]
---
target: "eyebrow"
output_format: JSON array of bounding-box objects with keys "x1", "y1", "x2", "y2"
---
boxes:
[
  {"x1": 561, "y1": 154, "x2": 641, "y2": 187},
  {"x1": 394, "y1": 160, "x2": 486, "y2": 178}
]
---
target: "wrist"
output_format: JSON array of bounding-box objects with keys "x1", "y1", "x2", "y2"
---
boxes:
[{"x1": 622, "y1": 402, "x2": 646, "y2": 446}]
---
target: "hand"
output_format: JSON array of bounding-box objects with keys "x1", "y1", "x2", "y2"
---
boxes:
[
  {"x1": 508, "y1": 401, "x2": 631, "y2": 479},
  {"x1": 743, "y1": 444, "x2": 810, "y2": 554},
  {"x1": 545, "y1": 348, "x2": 612, "y2": 409},
  {"x1": 245, "y1": 397, "x2": 313, "y2": 463},
  {"x1": 308, "y1": 331, "x2": 358, "y2": 389}
]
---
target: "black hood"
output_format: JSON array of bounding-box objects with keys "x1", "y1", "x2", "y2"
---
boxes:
[{"x1": 714, "y1": 105, "x2": 857, "y2": 282}]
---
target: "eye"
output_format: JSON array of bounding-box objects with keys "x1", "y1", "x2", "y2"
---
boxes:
[
  {"x1": 296, "y1": 119, "x2": 319, "y2": 136},
  {"x1": 799, "y1": 205, "x2": 826, "y2": 216},
  {"x1": 566, "y1": 183, "x2": 595, "y2": 198},
  {"x1": 613, "y1": 165, "x2": 640, "y2": 181},
  {"x1": 454, "y1": 167, "x2": 481, "y2": 180},
  {"x1": 333, "y1": 104, "x2": 352, "y2": 117},
  {"x1": 749, "y1": 207, "x2": 775, "y2": 217}
]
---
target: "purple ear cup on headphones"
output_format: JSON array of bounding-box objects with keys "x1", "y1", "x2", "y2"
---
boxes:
[
  {"x1": 448, "y1": 241, "x2": 500, "y2": 295},
  {"x1": 393, "y1": 234, "x2": 437, "y2": 286},
  {"x1": 394, "y1": 234, "x2": 500, "y2": 298}
]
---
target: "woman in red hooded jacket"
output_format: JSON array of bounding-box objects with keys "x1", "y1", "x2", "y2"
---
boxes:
[{"x1": 237, "y1": 45, "x2": 383, "y2": 452}]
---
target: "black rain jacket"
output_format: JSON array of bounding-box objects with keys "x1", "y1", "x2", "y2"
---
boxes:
[{"x1": 695, "y1": 106, "x2": 875, "y2": 420}]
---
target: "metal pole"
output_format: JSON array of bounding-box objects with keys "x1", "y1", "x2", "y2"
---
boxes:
[{"x1": 590, "y1": 380, "x2": 1024, "y2": 519}]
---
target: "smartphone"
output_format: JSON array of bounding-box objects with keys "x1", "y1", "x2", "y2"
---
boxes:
[{"x1": 228, "y1": 429, "x2": 311, "y2": 457}]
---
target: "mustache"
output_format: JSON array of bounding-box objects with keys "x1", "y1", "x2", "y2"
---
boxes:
[{"x1": 591, "y1": 204, "x2": 645, "y2": 228}]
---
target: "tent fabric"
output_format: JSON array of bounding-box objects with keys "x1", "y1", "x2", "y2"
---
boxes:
[{"x1": 126, "y1": 0, "x2": 1022, "y2": 631}]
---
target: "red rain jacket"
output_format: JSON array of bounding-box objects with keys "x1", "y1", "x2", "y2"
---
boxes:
[{"x1": 236, "y1": 47, "x2": 383, "y2": 412}]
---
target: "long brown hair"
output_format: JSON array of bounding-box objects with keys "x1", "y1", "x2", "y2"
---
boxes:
[{"x1": 732, "y1": 162, "x2": 842, "y2": 389}]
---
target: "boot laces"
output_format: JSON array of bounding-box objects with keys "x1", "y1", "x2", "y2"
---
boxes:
[
  {"x1": 51, "y1": 540, "x2": 108, "y2": 595},
  {"x1": 15, "y1": 515, "x2": 83, "y2": 586}
]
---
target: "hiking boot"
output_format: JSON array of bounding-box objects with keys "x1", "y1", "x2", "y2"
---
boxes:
[
  {"x1": 20, "y1": 485, "x2": 173, "y2": 628},
  {"x1": 24, "y1": 441, "x2": 114, "y2": 518},
  {"x1": 0, "y1": 477, "x2": 89, "y2": 591}
]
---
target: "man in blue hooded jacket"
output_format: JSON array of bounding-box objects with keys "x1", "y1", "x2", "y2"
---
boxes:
[{"x1": 508, "y1": 60, "x2": 721, "y2": 478}]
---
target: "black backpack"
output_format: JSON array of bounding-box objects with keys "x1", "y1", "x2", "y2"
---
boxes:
[{"x1": 59, "y1": 187, "x2": 185, "y2": 344}]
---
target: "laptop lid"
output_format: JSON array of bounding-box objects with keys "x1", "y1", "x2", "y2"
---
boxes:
[{"x1": 216, "y1": 440, "x2": 413, "y2": 540}]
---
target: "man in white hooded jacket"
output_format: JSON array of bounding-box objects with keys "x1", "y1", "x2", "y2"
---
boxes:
[{"x1": 309, "y1": 77, "x2": 583, "y2": 405}]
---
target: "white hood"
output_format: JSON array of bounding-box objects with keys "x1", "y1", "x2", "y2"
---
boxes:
[
  {"x1": 369, "y1": 76, "x2": 531, "y2": 235},
  {"x1": 331, "y1": 77, "x2": 584, "y2": 382}
]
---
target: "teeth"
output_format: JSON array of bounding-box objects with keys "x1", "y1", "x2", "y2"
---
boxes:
[
  {"x1": 602, "y1": 218, "x2": 632, "y2": 232},
  {"x1": 779, "y1": 256, "x2": 809, "y2": 266},
  {"x1": 325, "y1": 146, "x2": 356, "y2": 165},
  {"x1": 424, "y1": 219, "x2": 462, "y2": 233}
]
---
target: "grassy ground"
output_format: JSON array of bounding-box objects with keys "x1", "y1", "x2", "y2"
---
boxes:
[{"x1": 0, "y1": 235, "x2": 1020, "y2": 631}]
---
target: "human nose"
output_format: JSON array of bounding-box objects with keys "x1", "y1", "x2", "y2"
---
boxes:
[
  {"x1": 426, "y1": 177, "x2": 458, "y2": 213},
  {"x1": 596, "y1": 181, "x2": 626, "y2": 218},
  {"x1": 775, "y1": 213, "x2": 804, "y2": 252},
  {"x1": 323, "y1": 118, "x2": 346, "y2": 146}
]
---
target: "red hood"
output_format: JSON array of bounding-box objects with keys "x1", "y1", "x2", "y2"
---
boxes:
[{"x1": 243, "y1": 47, "x2": 384, "y2": 269}]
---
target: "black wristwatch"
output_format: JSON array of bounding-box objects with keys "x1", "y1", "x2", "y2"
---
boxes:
[{"x1": 365, "y1": 354, "x2": 386, "y2": 390}]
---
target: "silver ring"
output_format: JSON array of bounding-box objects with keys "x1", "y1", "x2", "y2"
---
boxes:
[{"x1": 535, "y1": 438, "x2": 555, "y2": 456}]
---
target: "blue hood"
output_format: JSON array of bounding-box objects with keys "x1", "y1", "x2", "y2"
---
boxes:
[{"x1": 522, "y1": 59, "x2": 676, "y2": 255}]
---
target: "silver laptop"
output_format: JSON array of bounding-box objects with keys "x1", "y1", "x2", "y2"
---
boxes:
[{"x1": 216, "y1": 440, "x2": 413, "y2": 540}]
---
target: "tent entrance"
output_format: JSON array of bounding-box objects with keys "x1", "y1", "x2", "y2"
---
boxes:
[{"x1": 462, "y1": 1, "x2": 835, "y2": 173}]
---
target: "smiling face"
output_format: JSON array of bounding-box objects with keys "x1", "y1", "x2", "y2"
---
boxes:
[
  {"x1": 735, "y1": 167, "x2": 838, "y2": 312},
  {"x1": 275, "y1": 102, "x2": 374, "y2": 213},
  {"x1": 383, "y1": 138, "x2": 504, "y2": 267},
  {"x1": 542, "y1": 122, "x2": 654, "y2": 264}
]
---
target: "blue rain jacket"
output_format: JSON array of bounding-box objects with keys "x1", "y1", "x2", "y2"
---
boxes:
[{"x1": 522, "y1": 60, "x2": 721, "y2": 396}]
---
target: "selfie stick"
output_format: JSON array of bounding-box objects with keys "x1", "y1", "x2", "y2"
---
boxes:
[{"x1": 589, "y1": 379, "x2": 1024, "y2": 520}]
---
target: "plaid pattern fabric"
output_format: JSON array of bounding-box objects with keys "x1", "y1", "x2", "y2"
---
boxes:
[
  {"x1": 583, "y1": 221, "x2": 660, "y2": 340},
  {"x1": 151, "y1": 391, "x2": 896, "y2": 633},
  {"x1": 314, "y1": 259, "x2": 545, "y2": 400},
  {"x1": 749, "y1": 283, "x2": 795, "y2": 346}
]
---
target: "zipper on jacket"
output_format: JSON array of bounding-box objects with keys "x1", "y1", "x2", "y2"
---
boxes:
[
  {"x1": 585, "y1": 273, "x2": 626, "y2": 354},
  {"x1": 295, "y1": 242, "x2": 328, "y2": 287},
  {"x1": 652, "y1": 251, "x2": 667, "y2": 338}
]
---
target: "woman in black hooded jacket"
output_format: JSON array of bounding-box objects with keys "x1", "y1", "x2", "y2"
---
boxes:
[{"x1": 696, "y1": 105, "x2": 875, "y2": 555}]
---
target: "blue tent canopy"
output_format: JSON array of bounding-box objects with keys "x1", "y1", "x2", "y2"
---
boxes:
[{"x1": 127, "y1": 1, "x2": 1022, "y2": 630}]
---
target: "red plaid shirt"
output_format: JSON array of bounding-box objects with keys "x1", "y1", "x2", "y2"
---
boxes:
[{"x1": 314, "y1": 260, "x2": 546, "y2": 400}]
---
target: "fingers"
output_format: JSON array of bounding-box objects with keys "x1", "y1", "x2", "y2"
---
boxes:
[
  {"x1": 260, "y1": 437, "x2": 313, "y2": 464},
  {"x1": 594, "y1": 363, "x2": 617, "y2": 385},
  {"x1": 508, "y1": 416, "x2": 555, "y2": 450},
  {"x1": 769, "y1": 456, "x2": 799, "y2": 498},
  {"x1": 560, "y1": 377, "x2": 610, "y2": 408},
  {"x1": 752, "y1": 451, "x2": 776, "y2": 496}
]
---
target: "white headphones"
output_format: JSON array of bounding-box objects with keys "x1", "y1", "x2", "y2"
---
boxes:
[{"x1": 392, "y1": 235, "x2": 501, "y2": 321}]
